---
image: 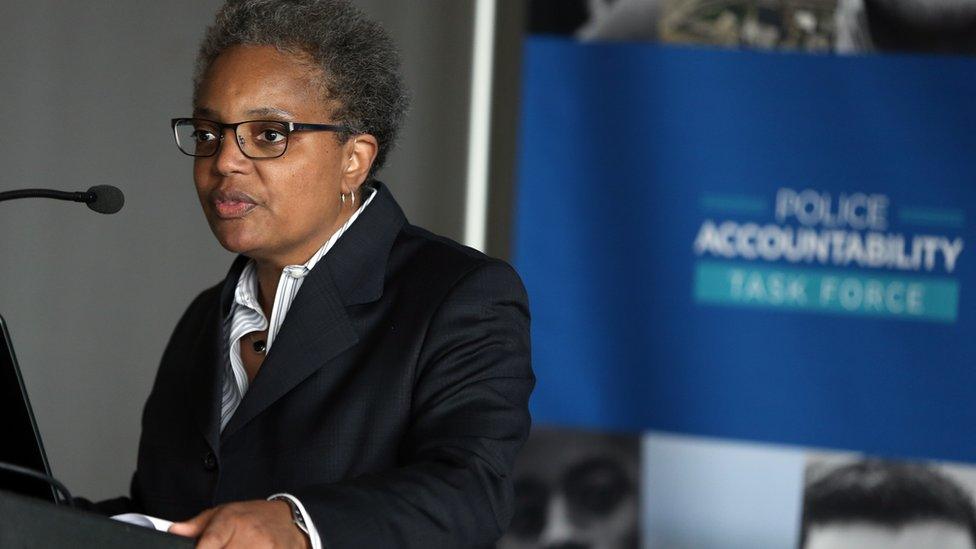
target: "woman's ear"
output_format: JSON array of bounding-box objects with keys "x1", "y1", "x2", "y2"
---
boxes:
[{"x1": 342, "y1": 134, "x2": 379, "y2": 192}]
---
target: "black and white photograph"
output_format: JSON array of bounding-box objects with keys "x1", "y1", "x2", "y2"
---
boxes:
[
  {"x1": 801, "y1": 455, "x2": 976, "y2": 549},
  {"x1": 498, "y1": 428, "x2": 641, "y2": 549}
]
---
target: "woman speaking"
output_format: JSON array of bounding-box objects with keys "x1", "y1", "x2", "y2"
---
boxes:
[{"x1": 122, "y1": 1, "x2": 533, "y2": 547}]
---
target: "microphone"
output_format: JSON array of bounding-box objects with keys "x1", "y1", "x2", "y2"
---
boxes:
[
  {"x1": 85, "y1": 185, "x2": 125, "y2": 214},
  {"x1": 0, "y1": 185, "x2": 125, "y2": 214}
]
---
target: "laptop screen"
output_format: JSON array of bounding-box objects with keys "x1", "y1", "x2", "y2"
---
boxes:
[{"x1": 0, "y1": 315, "x2": 58, "y2": 503}]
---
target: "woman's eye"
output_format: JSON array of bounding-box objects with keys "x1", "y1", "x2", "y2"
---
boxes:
[
  {"x1": 260, "y1": 129, "x2": 285, "y2": 143},
  {"x1": 192, "y1": 130, "x2": 216, "y2": 143}
]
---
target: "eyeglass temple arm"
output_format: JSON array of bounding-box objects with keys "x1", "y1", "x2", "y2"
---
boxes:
[{"x1": 291, "y1": 122, "x2": 354, "y2": 133}]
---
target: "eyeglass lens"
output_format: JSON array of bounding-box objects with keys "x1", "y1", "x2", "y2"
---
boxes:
[{"x1": 174, "y1": 119, "x2": 290, "y2": 158}]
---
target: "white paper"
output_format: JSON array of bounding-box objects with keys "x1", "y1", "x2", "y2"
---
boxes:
[{"x1": 111, "y1": 512, "x2": 174, "y2": 532}]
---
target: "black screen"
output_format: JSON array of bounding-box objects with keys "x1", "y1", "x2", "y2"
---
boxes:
[{"x1": 0, "y1": 316, "x2": 58, "y2": 502}]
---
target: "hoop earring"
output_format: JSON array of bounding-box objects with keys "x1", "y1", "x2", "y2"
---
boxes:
[
  {"x1": 340, "y1": 193, "x2": 346, "y2": 206},
  {"x1": 350, "y1": 190, "x2": 356, "y2": 207}
]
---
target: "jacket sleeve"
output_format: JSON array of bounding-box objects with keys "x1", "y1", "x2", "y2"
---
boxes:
[{"x1": 291, "y1": 259, "x2": 535, "y2": 548}]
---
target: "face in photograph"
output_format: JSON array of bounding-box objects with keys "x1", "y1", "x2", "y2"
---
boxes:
[
  {"x1": 801, "y1": 459, "x2": 976, "y2": 549},
  {"x1": 805, "y1": 520, "x2": 974, "y2": 549},
  {"x1": 498, "y1": 428, "x2": 640, "y2": 549}
]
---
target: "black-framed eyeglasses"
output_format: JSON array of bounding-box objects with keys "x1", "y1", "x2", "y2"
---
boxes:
[{"x1": 171, "y1": 117, "x2": 354, "y2": 159}]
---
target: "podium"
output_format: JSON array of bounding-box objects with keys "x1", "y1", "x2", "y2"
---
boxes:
[{"x1": 0, "y1": 490, "x2": 193, "y2": 548}]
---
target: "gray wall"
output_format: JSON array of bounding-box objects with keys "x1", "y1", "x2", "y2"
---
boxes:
[{"x1": 0, "y1": 0, "x2": 474, "y2": 501}]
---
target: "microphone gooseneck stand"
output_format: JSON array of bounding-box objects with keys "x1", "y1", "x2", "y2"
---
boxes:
[{"x1": 0, "y1": 185, "x2": 125, "y2": 214}]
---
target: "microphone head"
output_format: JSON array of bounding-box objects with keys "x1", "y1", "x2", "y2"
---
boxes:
[{"x1": 85, "y1": 185, "x2": 124, "y2": 214}]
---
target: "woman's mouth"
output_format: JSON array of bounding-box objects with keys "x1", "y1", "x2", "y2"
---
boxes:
[
  {"x1": 212, "y1": 190, "x2": 259, "y2": 219},
  {"x1": 214, "y1": 199, "x2": 257, "y2": 218}
]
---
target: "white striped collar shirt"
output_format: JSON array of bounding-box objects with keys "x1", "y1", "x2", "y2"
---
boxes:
[{"x1": 220, "y1": 185, "x2": 377, "y2": 431}]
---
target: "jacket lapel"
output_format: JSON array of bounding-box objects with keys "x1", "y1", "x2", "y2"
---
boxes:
[
  {"x1": 219, "y1": 264, "x2": 358, "y2": 441},
  {"x1": 189, "y1": 311, "x2": 222, "y2": 455},
  {"x1": 325, "y1": 181, "x2": 406, "y2": 305},
  {"x1": 218, "y1": 181, "x2": 406, "y2": 441},
  {"x1": 192, "y1": 255, "x2": 249, "y2": 454}
]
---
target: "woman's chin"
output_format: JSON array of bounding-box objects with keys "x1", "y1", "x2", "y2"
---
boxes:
[{"x1": 211, "y1": 227, "x2": 262, "y2": 256}]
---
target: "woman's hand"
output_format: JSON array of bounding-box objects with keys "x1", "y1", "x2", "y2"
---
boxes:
[{"x1": 169, "y1": 499, "x2": 310, "y2": 549}]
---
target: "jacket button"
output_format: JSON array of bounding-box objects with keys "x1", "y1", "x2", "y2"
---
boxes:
[{"x1": 202, "y1": 452, "x2": 217, "y2": 471}]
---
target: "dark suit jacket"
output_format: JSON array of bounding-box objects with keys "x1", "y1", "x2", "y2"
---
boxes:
[{"x1": 123, "y1": 182, "x2": 533, "y2": 547}]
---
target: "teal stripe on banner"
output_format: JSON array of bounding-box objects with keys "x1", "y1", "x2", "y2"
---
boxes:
[
  {"x1": 699, "y1": 193, "x2": 767, "y2": 215},
  {"x1": 898, "y1": 207, "x2": 965, "y2": 229},
  {"x1": 694, "y1": 261, "x2": 959, "y2": 323}
]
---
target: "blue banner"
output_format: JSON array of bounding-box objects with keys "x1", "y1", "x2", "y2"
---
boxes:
[{"x1": 513, "y1": 37, "x2": 976, "y2": 463}]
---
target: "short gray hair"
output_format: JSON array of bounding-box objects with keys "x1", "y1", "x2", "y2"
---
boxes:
[{"x1": 194, "y1": 0, "x2": 409, "y2": 177}]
